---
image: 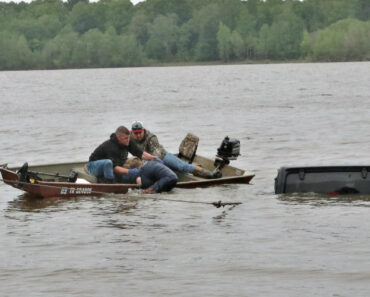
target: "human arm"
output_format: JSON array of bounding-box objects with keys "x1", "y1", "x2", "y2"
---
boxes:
[
  {"x1": 128, "y1": 140, "x2": 157, "y2": 160},
  {"x1": 114, "y1": 166, "x2": 141, "y2": 184},
  {"x1": 114, "y1": 166, "x2": 141, "y2": 176},
  {"x1": 142, "y1": 151, "x2": 157, "y2": 161},
  {"x1": 147, "y1": 135, "x2": 167, "y2": 159},
  {"x1": 113, "y1": 166, "x2": 130, "y2": 175}
]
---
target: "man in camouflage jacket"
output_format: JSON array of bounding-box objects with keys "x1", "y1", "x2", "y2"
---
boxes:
[{"x1": 130, "y1": 121, "x2": 217, "y2": 178}]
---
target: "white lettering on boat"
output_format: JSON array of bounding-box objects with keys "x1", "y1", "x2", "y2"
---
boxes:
[{"x1": 60, "y1": 187, "x2": 92, "y2": 195}]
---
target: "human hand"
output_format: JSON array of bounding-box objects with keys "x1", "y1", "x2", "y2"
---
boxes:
[
  {"x1": 128, "y1": 168, "x2": 141, "y2": 178},
  {"x1": 143, "y1": 187, "x2": 155, "y2": 194}
]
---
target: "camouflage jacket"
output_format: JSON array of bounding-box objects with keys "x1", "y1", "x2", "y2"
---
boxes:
[{"x1": 130, "y1": 129, "x2": 167, "y2": 159}]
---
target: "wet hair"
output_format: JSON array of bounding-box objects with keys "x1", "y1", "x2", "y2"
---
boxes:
[
  {"x1": 124, "y1": 157, "x2": 143, "y2": 169},
  {"x1": 116, "y1": 126, "x2": 130, "y2": 136}
]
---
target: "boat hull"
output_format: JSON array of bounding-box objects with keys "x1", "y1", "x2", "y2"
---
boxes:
[
  {"x1": 0, "y1": 167, "x2": 138, "y2": 198},
  {"x1": 1, "y1": 156, "x2": 254, "y2": 198}
]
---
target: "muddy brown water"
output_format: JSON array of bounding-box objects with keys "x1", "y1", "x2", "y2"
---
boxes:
[{"x1": 1, "y1": 62, "x2": 370, "y2": 297}]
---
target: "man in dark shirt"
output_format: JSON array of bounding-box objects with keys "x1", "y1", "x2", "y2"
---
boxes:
[
  {"x1": 125, "y1": 158, "x2": 178, "y2": 194},
  {"x1": 88, "y1": 126, "x2": 156, "y2": 183},
  {"x1": 140, "y1": 160, "x2": 178, "y2": 193}
]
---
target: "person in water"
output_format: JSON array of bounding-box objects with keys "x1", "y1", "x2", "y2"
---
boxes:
[
  {"x1": 125, "y1": 157, "x2": 178, "y2": 194},
  {"x1": 129, "y1": 121, "x2": 218, "y2": 178},
  {"x1": 87, "y1": 125, "x2": 156, "y2": 183}
]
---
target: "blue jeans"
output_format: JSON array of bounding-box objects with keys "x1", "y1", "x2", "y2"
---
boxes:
[
  {"x1": 140, "y1": 160, "x2": 178, "y2": 192},
  {"x1": 87, "y1": 159, "x2": 115, "y2": 180},
  {"x1": 163, "y1": 152, "x2": 195, "y2": 173},
  {"x1": 87, "y1": 159, "x2": 137, "y2": 184}
]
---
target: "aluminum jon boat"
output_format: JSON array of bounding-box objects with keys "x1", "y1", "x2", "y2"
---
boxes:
[{"x1": 0, "y1": 136, "x2": 254, "y2": 198}]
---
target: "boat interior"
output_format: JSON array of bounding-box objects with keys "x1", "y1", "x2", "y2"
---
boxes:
[{"x1": 7, "y1": 154, "x2": 246, "y2": 185}]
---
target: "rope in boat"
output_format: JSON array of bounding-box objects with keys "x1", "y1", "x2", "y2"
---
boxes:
[{"x1": 0, "y1": 177, "x2": 242, "y2": 208}]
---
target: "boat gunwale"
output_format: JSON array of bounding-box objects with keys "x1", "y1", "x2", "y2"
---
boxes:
[{"x1": 1, "y1": 156, "x2": 254, "y2": 198}]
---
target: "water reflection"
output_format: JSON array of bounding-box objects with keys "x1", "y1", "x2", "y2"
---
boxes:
[
  {"x1": 212, "y1": 204, "x2": 238, "y2": 223},
  {"x1": 6, "y1": 194, "x2": 71, "y2": 212},
  {"x1": 277, "y1": 192, "x2": 370, "y2": 207},
  {"x1": 102, "y1": 218, "x2": 140, "y2": 230},
  {"x1": 5, "y1": 193, "x2": 144, "y2": 213}
]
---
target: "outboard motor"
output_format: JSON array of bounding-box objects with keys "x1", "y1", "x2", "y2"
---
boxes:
[
  {"x1": 68, "y1": 170, "x2": 78, "y2": 183},
  {"x1": 17, "y1": 162, "x2": 29, "y2": 186},
  {"x1": 214, "y1": 136, "x2": 240, "y2": 171}
]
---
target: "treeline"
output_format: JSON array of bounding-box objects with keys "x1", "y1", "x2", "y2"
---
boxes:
[{"x1": 0, "y1": 0, "x2": 369, "y2": 70}]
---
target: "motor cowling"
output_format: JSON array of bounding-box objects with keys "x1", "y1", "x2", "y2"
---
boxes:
[
  {"x1": 214, "y1": 136, "x2": 240, "y2": 170},
  {"x1": 217, "y1": 136, "x2": 240, "y2": 161}
]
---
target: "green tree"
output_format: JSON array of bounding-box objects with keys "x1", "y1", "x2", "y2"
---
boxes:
[
  {"x1": 104, "y1": 0, "x2": 133, "y2": 34},
  {"x1": 139, "y1": 0, "x2": 192, "y2": 24},
  {"x1": 295, "y1": 0, "x2": 357, "y2": 32},
  {"x1": 231, "y1": 30, "x2": 245, "y2": 60},
  {"x1": 255, "y1": 24, "x2": 270, "y2": 59},
  {"x1": 82, "y1": 28, "x2": 105, "y2": 67},
  {"x1": 0, "y1": 31, "x2": 15, "y2": 69},
  {"x1": 175, "y1": 22, "x2": 196, "y2": 60},
  {"x1": 24, "y1": 0, "x2": 68, "y2": 22},
  {"x1": 71, "y1": 37, "x2": 87, "y2": 67},
  {"x1": 7, "y1": 34, "x2": 34, "y2": 69},
  {"x1": 300, "y1": 30, "x2": 311, "y2": 58},
  {"x1": 145, "y1": 14, "x2": 180, "y2": 61},
  {"x1": 0, "y1": 0, "x2": 368, "y2": 69},
  {"x1": 303, "y1": 18, "x2": 370, "y2": 61},
  {"x1": 69, "y1": 2, "x2": 104, "y2": 34},
  {"x1": 119, "y1": 34, "x2": 145, "y2": 66},
  {"x1": 236, "y1": 7, "x2": 258, "y2": 59},
  {"x1": 354, "y1": 0, "x2": 370, "y2": 21},
  {"x1": 42, "y1": 25, "x2": 79, "y2": 68},
  {"x1": 15, "y1": 35, "x2": 34, "y2": 68},
  {"x1": 193, "y1": 3, "x2": 222, "y2": 61},
  {"x1": 237, "y1": 8, "x2": 258, "y2": 40},
  {"x1": 128, "y1": 12, "x2": 150, "y2": 45},
  {"x1": 217, "y1": 0, "x2": 243, "y2": 30},
  {"x1": 256, "y1": 6, "x2": 304, "y2": 59},
  {"x1": 217, "y1": 22, "x2": 232, "y2": 62},
  {"x1": 65, "y1": 0, "x2": 89, "y2": 11},
  {"x1": 256, "y1": 0, "x2": 284, "y2": 28}
]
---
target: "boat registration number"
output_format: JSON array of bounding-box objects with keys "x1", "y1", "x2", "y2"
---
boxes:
[{"x1": 60, "y1": 187, "x2": 92, "y2": 195}]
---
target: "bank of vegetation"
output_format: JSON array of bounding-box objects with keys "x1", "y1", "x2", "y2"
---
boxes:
[{"x1": 0, "y1": 0, "x2": 369, "y2": 70}]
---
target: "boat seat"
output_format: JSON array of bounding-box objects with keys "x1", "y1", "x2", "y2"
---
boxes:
[
  {"x1": 178, "y1": 133, "x2": 199, "y2": 163},
  {"x1": 72, "y1": 165, "x2": 97, "y2": 183}
]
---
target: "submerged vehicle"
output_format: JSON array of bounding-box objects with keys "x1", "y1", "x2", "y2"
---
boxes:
[
  {"x1": 0, "y1": 136, "x2": 254, "y2": 198},
  {"x1": 275, "y1": 165, "x2": 370, "y2": 195}
]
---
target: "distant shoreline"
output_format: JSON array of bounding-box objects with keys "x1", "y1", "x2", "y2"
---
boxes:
[{"x1": 2, "y1": 59, "x2": 370, "y2": 72}]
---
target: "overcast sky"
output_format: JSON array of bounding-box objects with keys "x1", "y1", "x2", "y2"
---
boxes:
[{"x1": 0, "y1": 0, "x2": 145, "y2": 4}]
